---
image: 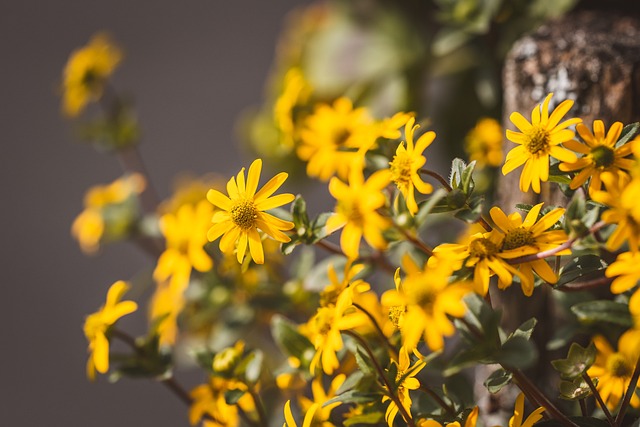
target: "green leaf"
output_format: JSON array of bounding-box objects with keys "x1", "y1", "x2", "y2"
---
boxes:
[
  {"x1": 556, "y1": 256, "x2": 607, "y2": 288},
  {"x1": 616, "y1": 122, "x2": 640, "y2": 147},
  {"x1": 484, "y1": 368, "x2": 512, "y2": 394},
  {"x1": 511, "y1": 318, "x2": 537, "y2": 341},
  {"x1": 571, "y1": 300, "x2": 633, "y2": 327},
  {"x1": 551, "y1": 342, "x2": 596, "y2": 379},
  {"x1": 415, "y1": 188, "x2": 448, "y2": 226},
  {"x1": 224, "y1": 388, "x2": 246, "y2": 405},
  {"x1": 559, "y1": 377, "x2": 592, "y2": 400},
  {"x1": 291, "y1": 195, "x2": 309, "y2": 230},
  {"x1": 355, "y1": 348, "x2": 375, "y2": 376},
  {"x1": 497, "y1": 336, "x2": 537, "y2": 369},
  {"x1": 344, "y1": 411, "x2": 385, "y2": 426},
  {"x1": 242, "y1": 350, "x2": 263, "y2": 384},
  {"x1": 271, "y1": 315, "x2": 314, "y2": 364}
]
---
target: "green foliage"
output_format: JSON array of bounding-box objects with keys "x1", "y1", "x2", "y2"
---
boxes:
[{"x1": 552, "y1": 342, "x2": 597, "y2": 380}]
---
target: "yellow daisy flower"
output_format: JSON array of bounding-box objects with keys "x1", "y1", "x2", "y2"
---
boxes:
[
  {"x1": 389, "y1": 117, "x2": 435, "y2": 214},
  {"x1": 297, "y1": 97, "x2": 379, "y2": 181},
  {"x1": 326, "y1": 169, "x2": 391, "y2": 259},
  {"x1": 606, "y1": 251, "x2": 640, "y2": 295},
  {"x1": 62, "y1": 33, "x2": 122, "y2": 117},
  {"x1": 383, "y1": 345, "x2": 427, "y2": 427},
  {"x1": 465, "y1": 117, "x2": 504, "y2": 168},
  {"x1": 508, "y1": 393, "x2": 546, "y2": 427},
  {"x1": 489, "y1": 203, "x2": 570, "y2": 295},
  {"x1": 83, "y1": 280, "x2": 137, "y2": 380},
  {"x1": 295, "y1": 374, "x2": 345, "y2": 427},
  {"x1": 434, "y1": 229, "x2": 525, "y2": 297},
  {"x1": 591, "y1": 173, "x2": 640, "y2": 252},
  {"x1": 381, "y1": 257, "x2": 470, "y2": 351},
  {"x1": 149, "y1": 280, "x2": 183, "y2": 347},
  {"x1": 189, "y1": 377, "x2": 254, "y2": 427},
  {"x1": 587, "y1": 331, "x2": 640, "y2": 410},
  {"x1": 502, "y1": 93, "x2": 580, "y2": 193},
  {"x1": 154, "y1": 199, "x2": 214, "y2": 290},
  {"x1": 419, "y1": 407, "x2": 478, "y2": 427},
  {"x1": 274, "y1": 67, "x2": 311, "y2": 149},
  {"x1": 560, "y1": 120, "x2": 637, "y2": 193},
  {"x1": 206, "y1": 159, "x2": 295, "y2": 265}
]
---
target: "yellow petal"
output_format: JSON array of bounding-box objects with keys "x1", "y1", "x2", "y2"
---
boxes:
[
  {"x1": 206, "y1": 189, "x2": 232, "y2": 211},
  {"x1": 254, "y1": 172, "x2": 289, "y2": 204},
  {"x1": 248, "y1": 228, "x2": 265, "y2": 264}
]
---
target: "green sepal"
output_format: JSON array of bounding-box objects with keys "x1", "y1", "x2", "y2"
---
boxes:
[{"x1": 551, "y1": 342, "x2": 597, "y2": 379}]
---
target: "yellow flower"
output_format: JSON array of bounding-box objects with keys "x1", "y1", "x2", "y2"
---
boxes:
[
  {"x1": 509, "y1": 393, "x2": 545, "y2": 427},
  {"x1": 159, "y1": 174, "x2": 223, "y2": 215},
  {"x1": 207, "y1": 159, "x2": 295, "y2": 264},
  {"x1": 149, "y1": 280, "x2": 183, "y2": 347},
  {"x1": 293, "y1": 374, "x2": 345, "y2": 427},
  {"x1": 319, "y1": 260, "x2": 370, "y2": 308},
  {"x1": 297, "y1": 97, "x2": 380, "y2": 181},
  {"x1": 304, "y1": 296, "x2": 368, "y2": 375},
  {"x1": 274, "y1": 67, "x2": 311, "y2": 149},
  {"x1": 83, "y1": 281, "x2": 137, "y2": 380},
  {"x1": 560, "y1": 120, "x2": 637, "y2": 193},
  {"x1": 606, "y1": 251, "x2": 640, "y2": 295},
  {"x1": 72, "y1": 173, "x2": 146, "y2": 254},
  {"x1": 381, "y1": 257, "x2": 470, "y2": 351},
  {"x1": 326, "y1": 169, "x2": 391, "y2": 259},
  {"x1": 591, "y1": 173, "x2": 640, "y2": 252},
  {"x1": 284, "y1": 399, "x2": 320, "y2": 427},
  {"x1": 434, "y1": 230, "x2": 524, "y2": 297},
  {"x1": 189, "y1": 377, "x2": 254, "y2": 427},
  {"x1": 587, "y1": 331, "x2": 640, "y2": 410},
  {"x1": 419, "y1": 407, "x2": 478, "y2": 427},
  {"x1": 502, "y1": 93, "x2": 580, "y2": 193},
  {"x1": 154, "y1": 200, "x2": 214, "y2": 290},
  {"x1": 62, "y1": 33, "x2": 122, "y2": 117},
  {"x1": 465, "y1": 117, "x2": 504, "y2": 168},
  {"x1": 383, "y1": 346, "x2": 427, "y2": 427},
  {"x1": 389, "y1": 117, "x2": 434, "y2": 214},
  {"x1": 490, "y1": 203, "x2": 569, "y2": 296}
]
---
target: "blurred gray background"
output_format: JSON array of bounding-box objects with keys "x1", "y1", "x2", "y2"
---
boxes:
[{"x1": 1, "y1": 1, "x2": 306, "y2": 425}]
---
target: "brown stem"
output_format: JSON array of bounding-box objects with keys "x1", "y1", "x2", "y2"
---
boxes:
[
  {"x1": 418, "y1": 385, "x2": 456, "y2": 416},
  {"x1": 344, "y1": 330, "x2": 416, "y2": 427},
  {"x1": 419, "y1": 169, "x2": 492, "y2": 232},
  {"x1": 116, "y1": 146, "x2": 161, "y2": 214},
  {"x1": 394, "y1": 223, "x2": 433, "y2": 256},
  {"x1": 314, "y1": 239, "x2": 395, "y2": 273},
  {"x1": 579, "y1": 398, "x2": 588, "y2": 417},
  {"x1": 614, "y1": 354, "x2": 640, "y2": 426},
  {"x1": 248, "y1": 387, "x2": 268, "y2": 427},
  {"x1": 352, "y1": 302, "x2": 397, "y2": 356},
  {"x1": 582, "y1": 373, "x2": 615, "y2": 426},
  {"x1": 554, "y1": 275, "x2": 613, "y2": 292}
]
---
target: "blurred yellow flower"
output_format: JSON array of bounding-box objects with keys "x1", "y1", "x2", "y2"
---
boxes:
[
  {"x1": 62, "y1": 33, "x2": 122, "y2": 117},
  {"x1": 591, "y1": 173, "x2": 640, "y2": 252},
  {"x1": 154, "y1": 199, "x2": 214, "y2": 290},
  {"x1": 207, "y1": 159, "x2": 295, "y2": 264},
  {"x1": 560, "y1": 120, "x2": 637, "y2": 194},
  {"x1": 326, "y1": 169, "x2": 391, "y2": 259},
  {"x1": 149, "y1": 280, "x2": 183, "y2": 347},
  {"x1": 502, "y1": 93, "x2": 580, "y2": 193},
  {"x1": 381, "y1": 257, "x2": 470, "y2": 351},
  {"x1": 274, "y1": 67, "x2": 311, "y2": 149},
  {"x1": 389, "y1": 117, "x2": 434, "y2": 214},
  {"x1": 72, "y1": 173, "x2": 145, "y2": 254},
  {"x1": 189, "y1": 377, "x2": 254, "y2": 427},
  {"x1": 83, "y1": 280, "x2": 137, "y2": 380},
  {"x1": 587, "y1": 332, "x2": 640, "y2": 410},
  {"x1": 295, "y1": 374, "x2": 345, "y2": 427},
  {"x1": 489, "y1": 203, "x2": 569, "y2": 295},
  {"x1": 606, "y1": 251, "x2": 640, "y2": 295},
  {"x1": 297, "y1": 97, "x2": 379, "y2": 181},
  {"x1": 419, "y1": 407, "x2": 478, "y2": 427},
  {"x1": 465, "y1": 117, "x2": 504, "y2": 168},
  {"x1": 383, "y1": 346, "x2": 426, "y2": 427}
]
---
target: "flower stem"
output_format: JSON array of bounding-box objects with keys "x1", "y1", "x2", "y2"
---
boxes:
[
  {"x1": 582, "y1": 373, "x2": 616, "y2": 426},
  {"x1": 352, "y1": 302, "x2": 397, "y2": 356},
  {"x1": 343, "y1": 330, "x2": 416, "y2": 427},
  {"x1": 393, "y1": 223, "x2": 433, "y2": 256},
  {"x1": 248, "y1": 387, "x2": 269, "y2": 427}
]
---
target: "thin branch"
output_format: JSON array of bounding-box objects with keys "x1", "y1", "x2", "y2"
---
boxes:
[
  {"x1": 248, "y1": 387, "x2": 269, "y2": 427},
  {"x1": 615, "y1": 354, "x2": 640, "y2": 426},
  {"x1": 418, "y1": 385, "x2": 456, "y2": 416},
  {"x1": 343, "y1": 330, "x2": 417, "y2": 427},
  {"x1": 352, "y1": 302, "x2": 397, "y2": 356},
  {"x1": 582, "y1": 373, "x2": 615, "y2": 426},
  {"x1": 314, "y1": 239, "x2": 395, "y2": 273},
  {"x1": 555, "y1": 275, "x2": 613, "y2": 292},
  {"x1": 506, "y1": 221, "x2": 607, "y2": 265},
  {"x1": 394, "y1": 223, "x2": 433, "y2": 256}
]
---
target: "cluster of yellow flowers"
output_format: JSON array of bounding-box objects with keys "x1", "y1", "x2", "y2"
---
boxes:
[{"x1": 68, "y1": 34, "x2": 640, "y2": 427}]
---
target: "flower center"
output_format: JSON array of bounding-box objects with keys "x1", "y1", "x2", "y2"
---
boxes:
[
  {"x1": 231, "y1": 199, "x2": 258, "y2": 230},
  {"x1": 590, "y1": 145, "x2": 615, "y2": 168},
  {"x1": 334, "y1": 128, "x2": 351, "y2": 146},
  {"x1": 337, "y1": 199, "x2": 364, "y2": 226},
  {"x1": 415, "y1": 287, "x2": 436, "y2": 311},
  {"x1": 469, "y1": 238, "x2": 499, "y2": 258},
  {"x1": 388, "y1": 305, "x2": 406, "y2": 328},
  {"x1": 502, "y1": 227, "x2": 535, "y2": 250},
  {"x1": 525, "y1": 126, "x2": 550, "y2": 155},
  {"x1": 606, "y1": 353, "x2": 631, "y2": 378},
  {"x1": 390, "y1": 152, "x2": 413, "y2": 187}
]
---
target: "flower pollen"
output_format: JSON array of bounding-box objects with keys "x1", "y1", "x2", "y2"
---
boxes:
[
  {"x1": 469, "y1": 238, "x2": 499, "y2": 258},
  {"x1": 606, "y1": 353, "x2": 631, "y2": 378},
  {"x1": 231, "y1": 199, "x2": 258, "y2": 230},
  {"x1": 591, "y1": 145, "x2": 616, "y2": 169},
  {"x1": 390, "y1": 151, "x2": 413, "y2": 187},
  {"x1": 525, "y1": 126, "x2": 550, "y2": 155},
  {"x1": 502, "y1": 228, "x2": 535, "y2": 250}
]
